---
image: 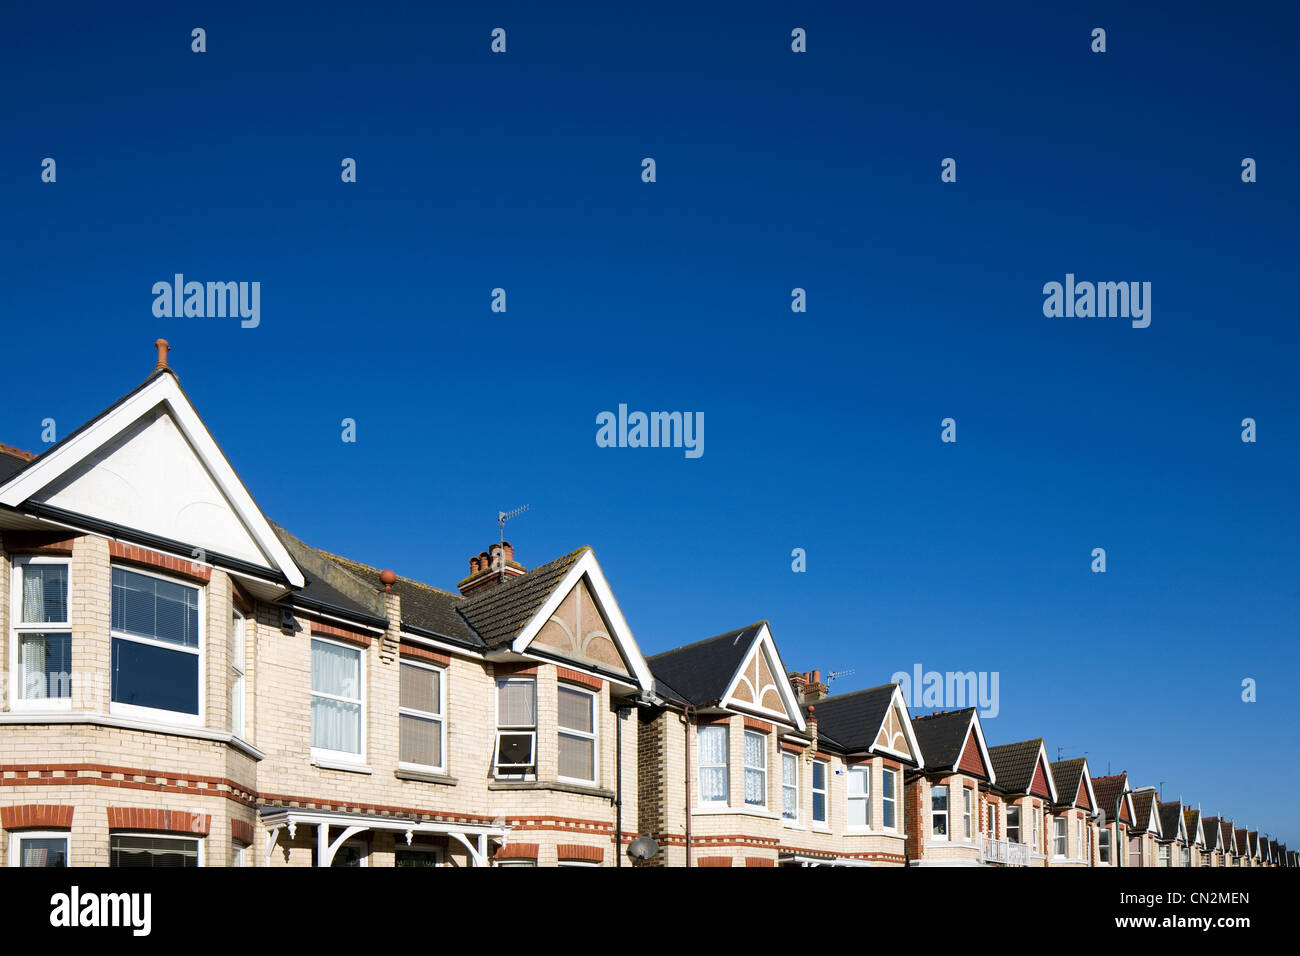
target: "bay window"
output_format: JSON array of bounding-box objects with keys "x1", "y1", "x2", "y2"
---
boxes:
[
  {"x1": 10, "y1": 557, "x2": 72, "y2": 707},
  {"x1": 811, "y1": 759, "x2": 827, "y2": 824},
  {"x1": 1007, "y1": 805, "x2": 1021, "y2": 844},
  {"x1": 399, "y1": 660, "x2": 445, "y2": 772},
  {"x1": 230, "y1": 609, "x2": 246, "y2": 738},
  {"x1": 963, "y1": 788, "x2": 973, "y2": 839},
  {"x1": 558, "y1": 683, "x2": 597, "y2": 784},
  {"x1": 743, "y1": 731, "x2": 766, "y2": 806},
  {"x1": 1100, "y1": 827, "x2": 1111, "y2": 863},
  {"x1": 110, "y1": 834, "x2": 200, "y2": 867},
  {"x1": 847, "y1": 766, "x2": 870, "y2": 828},
  {"x1": 110, "y1": 566, "x2": 201, "y2": 721},
  {"x1": 881, "y1": 768, "x2": 897, "y2": 830},
  {"x1": 931, "y1": 784, "x2": 949, "y2": 837},
  {"x1": 698, "y1": 724, "x2": 728, "y2": 804},
  {"x1": 781, "y1": 752, "x2": 798, "y2": 820},
  {"x1": 310, "y1": 637, "x2": 363, "y2": 760},
  {"x1": 8, "y1": 832, "x2": 68, "y2": 867},
  {"x1": 1053, "y1": 817, "x2": 1067, "y2": 856}
]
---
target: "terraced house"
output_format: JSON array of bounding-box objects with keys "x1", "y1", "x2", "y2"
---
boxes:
[
  {"x1": 1048, "y1": 758, "x2": 1100, "y2": 867},
  {"x1": 986, "y1": 739, "x2": 1057, "y2": 867},
  {"x1": 0, "y1": 344, "x2": 654, "y2": 867}
]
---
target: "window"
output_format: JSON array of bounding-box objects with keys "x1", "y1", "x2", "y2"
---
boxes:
[
  {"x1": 558, "y1": 684, "x2": 597, "y2": 784},
  {"x1": 881, "y1": 768, "x2": 897, "y2": 830},
  {"x1": 10, "y1": 558, "x2": 72, "y2": 706},
  {"x1": 698, "y1": 725, "x2": 728, "y2": 804},
  {"x1": 931, "y1": 784, "x2": 949, "y2": 838},
  {"x1": 1053, "y1": 817, "x2": 1067, "y2": 856},
  {"x1": 396, "y1": 847, "x2": 442, "y2": 867},
  {"x1": 781, "y1": 752, "x2": 798, "y2": 821},
  {"x1": 1033, "y1": 806, "x2": 1041, "y2": 852},
  {"x1": 8, "y1": 832, "x2": 68, "y2": 867},
  {"x1": 232, "y1": 846, "x2": 247, "y2": 867},
  {"x1": 230, "y1": 609, "x2": 246, "y2": 738},
  {"x1": 399, "y1": 661, "x2": 445, "y2": 771},
  {"x1": 963, "y1": 789, "x2": 973, "y2": 840},
  {"x1": 1180, "y1": 846, "x2": 1190, "y2": 867},
  {"x1": 812, "y1": 759, "x2": 827, "y2": 824},
  {"x1": 1007, "y1": 805, "x2": 1021, "y2": 844},
  {"x1": 310, "y1": 637, "x2": 363, "y2": 759},
  {"x1": 847, "y1": 766, "x2": 870, "y2": 828},
  {"x1": 1076, "y1": 819, "x2": 1083, "y2": 859},
  {"x1": 496, "y1": 859, "x2": 536, "y2": 867},
  {"x1": 743, "y1": 731, "x2": 766, "y2": 806},
  {"x1": 1100, "y1": 827, "x2": 1111, "y2": 863},
  {"x1": 110, "y1": 566, "x2": 202, "y2": 720},
  {"x1": 1159, "y1": 844, "x2": 1171, "y2": 867},
  {"x1": 110, "y1": 834, "x2": 199, "y2": 867},
  {"x1": 495, "y1": 678, "x2": 536, "y2": 776}
]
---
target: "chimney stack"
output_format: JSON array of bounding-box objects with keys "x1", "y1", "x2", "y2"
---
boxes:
[
  {"x1": 458, "y1": 541, "x2": 525, "y2": 596},
  {"x1": 154, "y1": 339, "x2": 170, "y2": 373},
  {"x1": 793, "y1": 670, "x2": 828, "y2": 705}
]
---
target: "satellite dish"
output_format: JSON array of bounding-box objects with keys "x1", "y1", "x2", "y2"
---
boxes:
[{"x1": 627, "y1": 836, "x2": 661, "y2": 861}]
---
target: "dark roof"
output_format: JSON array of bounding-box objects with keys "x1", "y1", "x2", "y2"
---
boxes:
[
  {"x1": 1202, "y1": 816, "x2": 1223, "y2": 850},
  {"x1": 0, "y1": 445, "x2": 34, "y2": 483},
  {"x1": 1050, "y1": 759, "x2": 1088, "y2": 809},
  {"x1": 1184, "y1": 808, "x2": 1201, "y2": 843},
  {"x1": 459, "y1": 547, "x2": 588, "y2": 649},
  {"x1": 1235, "y1": 828, "x2": 1249, "y2": 855},
  {"x1": 1158, "y1": 802, "x2": 1185, "y2": 842},
  {"x1": 647, "y1": 623, "x2": 765, "y2": 707},
  {"x1": 1220, "y1": 820, "x2": 1235, "y2": 851},
  {"x1": 1092, "y1": 773, "x2": 1129, "y2": 820},
  {"x1": 808, "y1": 684, "x2": 902, "y2": 756},
  {"x1": 910, "y1": 708, "x2": 975, "y2": 771},
  {"x1": 269, "y1": 523, "x2": 389, "y2": 627},
  {"x1": 1132, "y1": 790, "x2": 1159, "y2": 834},
  {"x1": 988, "y1": 739, "x2": 1045, "y2": 795}
]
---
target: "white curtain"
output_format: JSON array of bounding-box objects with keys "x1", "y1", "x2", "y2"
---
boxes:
[
  {"x1": 698, "y1": 725, "x2": 727, "y2": 802},
  {"x1": 782, "y1": 753, "x2": 797, "y2": 818},
  {"x1": 311, "y1": 641, "x2": 360, "y2": 753},
  {"x1": 743, "y1": 733, "x2": 765, "y2": 804},
  {"x1": 20, "y1": 636, "x2": 47, "y2": 698}
]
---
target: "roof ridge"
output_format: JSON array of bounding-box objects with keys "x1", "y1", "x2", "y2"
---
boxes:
[
  {"x1": 458, "y1": 545, "x2": 591, "y2": 609},
  {"x1": 646, "y1": 620, "x2": 766, "y2": 660},
  {"x1": 0, "y1": 441, "x2": 36, "y2": 461},
  {"x1": 813, "y1": 682, "x2": 899, "y2": 705},
  {"x1": 319, "y1": 548, "x2": 461, "y2": 599}
]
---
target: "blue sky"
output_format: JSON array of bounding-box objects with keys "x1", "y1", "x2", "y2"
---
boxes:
[{"x1": 2, "y1": 2, "x2": 1297, "y2": 842}]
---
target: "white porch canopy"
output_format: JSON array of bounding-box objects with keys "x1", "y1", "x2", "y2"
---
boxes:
[{"x1": 259, "y1": 807, "x2": 510, "y2": 867}]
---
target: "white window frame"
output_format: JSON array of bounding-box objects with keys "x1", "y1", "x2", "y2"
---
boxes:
[
  {"x1": 1033, "y1": 805, "x2": 1041, "y2": 853},
  {"x1": 230, "y1": 608, "x2": 246, "y2": 740},
  {"x1": 781, "y1": 751, "x2": 798, "y2": 822},
  {"x1": 108, "y1": 564, "x2": 205, "y2": 728},
  {"x1": 109, "y1": 832, "x2": 204, "y2": 867},
  {"x1": 557, "y1": 682, "x2": 598, "y2": 786},
  {"x1": 556, "y1": 860, "x2": 599, "y2": 867},
  {"x1": 931, "y1": 784, "x2": 949, "y2": 839},
  {"x1": 847, "y1": 765, "x2": 871, "y2": 830},
  {"x1": 881, "y1": 768, "x2": 897, "y2": 831},
  {"x1": 697, "y1": 724, "x2": 729, "y2": 806},
  {"x1": 811, "y1": 758, "x2": 828, "y2": 825},
  {"x1": 309, "y1": 635, "x2": 366, "y2": 765},
  {"x1": 743, "y1": 730, "x2": 767, "y2": 808},
  {"x1": 1007, "y1": 805, "x2": 1021, "y2": 844},
  {"x1": 963, "y1": 788, "x2": 974, "y2": 840},
  {"x1": 1076, "y1": 818, "x2": 1083, "y2": 860},
  {"x1": 494, "y1": 676, "x2": 536, "y2": 779},
  {"x1": 8, "y1": 556, "x2": 73, "y2": 712},
  {"x1": 1099, "y1": 826, "x2": 1111, "y2": 864},
  {"x1": 1160, "y1": 844, "x2": 1171, "y2": 867},
  {"x1": 8, "y1": 830, "x2": 70, "y2": 867},
  {"x1": 1053, "y1": 816, "x2": 1068, "y2": 857},
  {"x1": 398, "y1": 659, "x2": 446, "y2": 774}
]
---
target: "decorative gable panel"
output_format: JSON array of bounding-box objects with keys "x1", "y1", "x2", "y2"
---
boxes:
[
  {"x1": 873, "y1": 705, "x2": 913, "y2": 760},
  {"x1": 956, "y1": 727, "x2": 989, "y2": 778},
  {"x1": 1029, "y1": 759, "x2": 1052, "y2": 800},
  {"x1": 730, "y1": 643, "x2": 784, "y2": 713},
  {"x1": 531, "y1": 577, "x2": 630, "y2": 676},
  {"x1": 1075, "y1": 777, "x2": 1093, "y2": 811}
]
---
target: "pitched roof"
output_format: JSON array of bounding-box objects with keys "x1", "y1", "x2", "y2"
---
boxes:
[
  {"x1": 458, "y1": 547, "x2": 589, "y2": 649},
  {"x1": 1050, "y1": 758, "x2": 1088, "y2": 809},
  {"x1": 647, "y1": 623, "x2": 765, "y2": 707},
  {"x1": 1184, "y1": 808, "x2": 1202, "y2": 845},
  {"x1": 808, "y1": 684, "x2": 902, "y2": 755},
  {"x1": 910, "y1": 708, "x2": 976, "y2": 771},
  {"x1": 988, "y1": 739, "x2": 1046, "y2": 795},
  {"x1": 1235, "y1": 828, "x2": 1249, "y2": 855},
  {"x1": 1092, "y1": 773, "x2": 1129, "y2": 821},
  {"x1": 1158, "y1": 802, "x2": 1185, "y2": 842},
  {"x1": 1202, "y1": 816, "x2": 1223, "y2": 850},
  {"x1": 1132, "y1": 790, "x2": 1160, "y2": 835},
  {"x1": 0, "y1": 444, "x2": 34, "y2": 483}
]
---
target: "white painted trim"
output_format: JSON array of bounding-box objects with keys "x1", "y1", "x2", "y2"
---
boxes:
[
  {"x1": 308, "y1": 634, "x2": 366, "y2": 765},
  {"x1": 691, "y1": 806, "x2": 781, "y2": 820},
  {"x1": 717, "y1": 623, "x2": 807, "y2": 732},
  {"x1": 508, "y1": 549, "x2": 653, "y2": 692},
  {"x1": 869, "y1": 685, "x2": 925, "y2": 769},
  {"x1": 399, "y1": 630, "x2": 485, "y2": 659},
  {"x1": 952, "y1": 710, "x2": 997, "y2": 786},
  {"x1": 397, "y1": 658, "x2": 446, "y2": 775},
  {"x1": 0, "y1": 374, "x2": 304, "y2": 587},
  {"x1": 8, "y1": 556, "x2": 74, "y2": 711},
  {"x1": 493, "y1": 675, "x2": 537, "y2": 779},
  {"x1": 8, "y1": 830, "x2": 70, "y2": 867},
  {"x1": 556, "y1": 682, "x2": 599, "y2": 787},
  {"x1": 295, "y1": 607, "x2": 385, "y2": 635},
  {"x1": 0, "y1": 713, "x2": 265, "y2": 758}
]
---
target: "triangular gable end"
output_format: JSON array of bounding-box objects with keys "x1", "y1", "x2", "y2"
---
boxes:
[
  {"x1": 1029, "y1": 758, "x2": 1052, "y2": 801},
  {"x1": 1148, "y1": 802, "x2": 1161, "y2": 838},
  {"x1": 869, "y1": 686, "x2": 925, "y2": 769},
  {"x1": 1119, "y1": 794, "x2": 1133, "y2": 826},
  {"x1": 1075, "y1": 776, "x2": 1093, "y2": 812},
  {"x1": 530, "y1": 577, "x2": 632, "y2": 679},
  {"x1": 954, "y1": 714, "x2": 994, "y2": 783},
  {"x1": 512, "y1": 548, "x2": 654, "y2": 694},
  {"x1": 718, "y1": 623, "x2": 807, "y2": 732},
  {"x1": 0, "y1": 373, "x2": 303, "y2": 587}
]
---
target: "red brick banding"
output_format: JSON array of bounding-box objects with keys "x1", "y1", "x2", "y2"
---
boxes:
[
  {"x1": 231, "y1": 818, "x2": 254, "y2": 846},
  {"x1": 399, "y1": 642, "x2": 451, "y2": 666},
  {"x1": 494, "y1": 663, "x2": 539, "y2": 677},
  {"x1": 310, "y1": 619, "x2": 373, "y2": 647},
  {"x1": 697, "y1": 856, "x2": 733, "y2": 867},
  {"x1": 556, "y1": 667, "x2": 602, "y2": 690},
  {"x1": 106, "y1": 806, "x2": 211, "y2": 835},
  {"x1": 0, "y1": 804, "x2": 74, "y2": 830},
  {"x1": 109, "y1": 541, "x2": 212, "y2": 583},
  {"x1": 745, "y1": 856, "x2": 774, "y2": 867},
  {"x1": 557, "y1": 843, "x2": 603, "y2": 862},
  {"x1": 743, "y1": 717, "x2": 773, "y2": 733},
  {"x1": 495, "y1": 842, "x2": 539, "y2": 860}
]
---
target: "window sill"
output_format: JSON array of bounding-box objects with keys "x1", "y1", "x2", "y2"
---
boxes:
[
  {"x1": 811, "y1": 824, "x2": 832, "y2": 834},
  {"x1": 395, "y1": 766, "x2": 458, "y2": 786},
  {"x1": 782, "y1": 821, "x2": 808, "y2": 831},
  {"x1": 845, "y1": 828, "x2": 903, "y2": 838},
  {"x1": 691, "y1": 806, "x2": 780, "y2": 820},
  {"x1": 488, "y1": 780, "x2": 614, "y2": 800},
  {"x1": 311, "y1": 754, "x2": 371, "y2": 774}
]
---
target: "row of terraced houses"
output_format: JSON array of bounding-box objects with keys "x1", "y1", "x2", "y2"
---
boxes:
[{"x1": 0, "y1": 343, "x2": 1293, "y2": 868}]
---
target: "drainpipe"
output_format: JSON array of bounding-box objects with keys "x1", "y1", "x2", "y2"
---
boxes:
[
  {"x1": 615, "y1": 705, "x2": 627, "y2": 867},
  {"x1": 683, "y1": 704, "x2": 695, "y2": 867},
  {"x1": 1114, "y1": 786, "x2": 1133, "y2": 868}
]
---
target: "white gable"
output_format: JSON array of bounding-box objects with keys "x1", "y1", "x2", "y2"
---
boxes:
[
  {"x1": 0, "y1": 373, "x2": 303, "y2": 587},
  {"x1": 719, "y1": 623, "x2": 807, "y2": 732},
  {"x1": 32, "y1": 408, "x2": 265, "y2": 566}
]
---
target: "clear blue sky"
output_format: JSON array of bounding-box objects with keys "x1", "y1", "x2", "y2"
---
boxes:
[{"x1": 2, "y1": 2, "x2": 1296, "y2": 843}]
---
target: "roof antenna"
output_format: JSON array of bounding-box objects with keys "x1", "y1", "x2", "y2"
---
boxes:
[
  {"x1": 826, "y1": 669, "x2": 855, "y2": 684},
  {"x1": 498, "y1": 505, "x2": 529, "y2": 582}
]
